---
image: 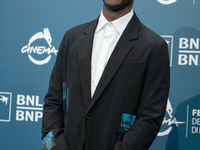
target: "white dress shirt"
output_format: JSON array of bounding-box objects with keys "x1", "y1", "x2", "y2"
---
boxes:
[{"x1": 91, "y1": 10, "x2": 134, "y2": 97}]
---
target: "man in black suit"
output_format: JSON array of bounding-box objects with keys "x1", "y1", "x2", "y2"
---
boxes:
[{"x1": 42, "y1": 0, "x2": 170, "y2": 150}]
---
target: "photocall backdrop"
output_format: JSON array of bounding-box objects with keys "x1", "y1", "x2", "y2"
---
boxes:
[{"x1": 0, "y1": 0, "x2": 199, "y2": 149}]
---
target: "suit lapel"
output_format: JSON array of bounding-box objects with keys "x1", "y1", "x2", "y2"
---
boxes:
[
  {"x1": 86, "y1": 13, "x2": 141, "y2": 113},
  {"x1": 78, "y1": 19, "x2": 98, "y2": 107}
]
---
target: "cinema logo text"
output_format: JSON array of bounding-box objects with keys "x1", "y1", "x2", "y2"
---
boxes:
[
  {"x1": 178, "y1": 38, "x2": 200, "y2": 66},
  {"x1": 158, "y1": 99, "x2": 185, "y2": 136},
  {"x1": 21, "y1": 28, "x2": 58, "y2": 65},
  {"x1": 157, "y1": 0, "x2": 177, "y2": 5},
  {"x1": 16, "y1": 94, "x2": 43, "y2": 122}
]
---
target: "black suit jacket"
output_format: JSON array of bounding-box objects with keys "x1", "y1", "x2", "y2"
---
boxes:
[{"x1": 42, "y1": 13, "x2": 170, "y2": 150}]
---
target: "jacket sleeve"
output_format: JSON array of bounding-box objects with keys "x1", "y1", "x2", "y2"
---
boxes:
[
  {"x1": 41, "y1": 33, "x2": 71, "y2": 150},
  {"x1": 114, "y1": 40, "x2": 170, "y2": 150}
]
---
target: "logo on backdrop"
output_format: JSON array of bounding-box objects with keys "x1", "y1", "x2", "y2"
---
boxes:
[
  {"x1": 0, "y1": 95, "x2": 8, "y2": 105},
  {"x1": 0, "y1": 92, "x2": 12, "y2": 122},
  {"x1": 21, "y1": 28, "x2": 58, "y2": 65},
  {"x1": 161, "y1": 35, "x2": 173, "y2": 66},
  {"x1": 157, "y1": 0, "x2": 177, "y2": 5},
  {"x1": 178, "y1": 37, "x2": 200, "y2": 66},
  {"x1": 16, "y1": 94, "x2": 43, "y2": 122},
  {"x1": 191, "y1": 107, "x2": 200, "y2": 135},
  {"x1": 158, "y1": 99, "x2": 185, "y2": 136},
  {"x1": 0, "y1": 92, "x2": 43, "y2": 122}
]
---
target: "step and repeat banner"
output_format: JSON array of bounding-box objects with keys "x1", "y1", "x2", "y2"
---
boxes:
[{"x1": 0, "y1": 0, "x2": 199, "y2": 150}]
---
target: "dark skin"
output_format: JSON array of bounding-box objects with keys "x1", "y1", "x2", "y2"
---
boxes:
[{"x1": 102, "y1": 0, "x2": 134, "y2": 22}]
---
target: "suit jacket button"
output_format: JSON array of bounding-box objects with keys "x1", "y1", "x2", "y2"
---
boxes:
[{"x1": 86, "y1": 114, "x2": 92, "y2": 120}]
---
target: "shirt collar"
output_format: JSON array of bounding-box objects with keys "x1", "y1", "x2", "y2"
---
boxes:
[{"x1": 96, "y1": 10, "x2": 134, "y2": 35}]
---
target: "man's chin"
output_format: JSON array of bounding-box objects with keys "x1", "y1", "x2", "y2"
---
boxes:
[
  {"x1": 103, "y1": 0, "x2": 133, "y2": 12},
  {"x1": 104, "y1": 3, "x2": 123, "y2": 11}
]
